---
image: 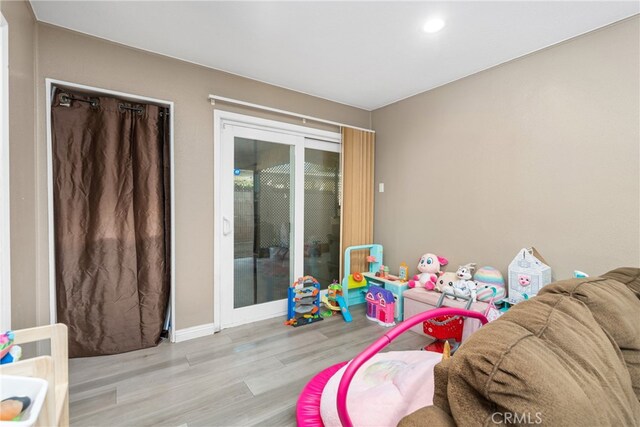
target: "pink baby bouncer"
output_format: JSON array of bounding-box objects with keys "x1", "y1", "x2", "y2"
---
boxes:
[{"x1": 296, "y1": 307, "x2": 488, "y2": 427}]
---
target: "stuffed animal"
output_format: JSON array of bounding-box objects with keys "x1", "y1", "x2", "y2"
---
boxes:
[
  {"x1": 474, "y1": 266, "x2": 506, "y2": 303},
  {"x1": 443, "y1": 263, "x2": 477, "y2": 300},
  {"x1": 435, "y1": 272, "x2": 457, "y2": 293},
  {"x1": 408, "y1": 253, "x2": 448, "y2": 290}
]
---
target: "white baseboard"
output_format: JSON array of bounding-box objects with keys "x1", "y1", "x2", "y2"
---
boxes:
[
  {"x1": 219, "y1": 309, "x2": 287, "y2": 330},
  {"x1": 173, "y1": 323, "x2": 216, "y2": 343}
]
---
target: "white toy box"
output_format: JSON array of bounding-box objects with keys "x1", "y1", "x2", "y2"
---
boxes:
[
  {"x1": 508, "y1": 247, "x2": 552, "y2": 304},
  {"x1": 0, "y1": 376, "x2": 48, "y2": 427}
]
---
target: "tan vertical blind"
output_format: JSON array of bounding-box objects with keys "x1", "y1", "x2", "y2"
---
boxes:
[{"x1": 340, "y1": 127, "x2": 375, "y2": 278}]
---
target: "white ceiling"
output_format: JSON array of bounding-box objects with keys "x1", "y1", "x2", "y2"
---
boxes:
[{"x1": 30, "y1": 1, "x2": 639, "y2": 110}]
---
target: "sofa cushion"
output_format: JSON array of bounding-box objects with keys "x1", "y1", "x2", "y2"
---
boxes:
[
  {"x1": 539, "y1": 268, "x2": 640, "y2": 400},
  {"x1": 441, "y1": 292, "x2": 640, "y2": 426}
]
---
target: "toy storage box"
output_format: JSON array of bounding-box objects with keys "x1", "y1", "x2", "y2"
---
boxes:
[
  {"x1": 508, "y1": 247, "x2": 552, "y2": 304},
  {"x1": 403, "y1": 288, "x2": 488, "y2": 342},
  {"x1": 0, "y1": 376, "x2": 48, "y2": 427}
]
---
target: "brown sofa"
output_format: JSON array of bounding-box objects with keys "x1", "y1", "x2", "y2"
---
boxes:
[{"x1": 399, "y1": 267, "x2": 640, "y2": 426}]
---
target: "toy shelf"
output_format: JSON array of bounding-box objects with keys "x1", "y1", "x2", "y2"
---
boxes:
[{"x1": 0, "y1": 324, "x2": 69, "y2": 427}]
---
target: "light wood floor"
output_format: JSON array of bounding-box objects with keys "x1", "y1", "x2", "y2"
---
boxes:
[{"x1": 68, "y1": 305, "x2": 430, "y2": 426}]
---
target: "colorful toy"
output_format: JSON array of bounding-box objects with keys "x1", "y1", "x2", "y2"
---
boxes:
[
  {"x1": 508, "y1": 247, "x2": 552, "y2": 304},
  {"x1": 423, "y1": 291, "x2": 473, "y2": 353},
  {"x1": 0, "y1": 345, "x2": 22, "y2": 364},
  {"x1": 286, "y1": 276, "x2": 323, "y2": 327},
  {"x1": 407, "y1": 253, "x2": 448, "y2": 290},
  {"x1": 0, "y1": 331, "x2": 14, "y2": 359},
  {"x1": 334, "y1": 296, "x2": 353, "y2": 322},
  {"x1": 365, "y1": 285, "x2": 396, "y2": 327},
  {"x1": 320, "y1": 281, "x2": 352, "y2": 322},
  {"x1": 474, "y1": 266, "x2": 507, "y2": 303},
  {"x1": 341, "y1": 244, "x2": 383, "y2": 307},
  {"x1": 0, "y1": 396, "x2": 31, "y2": 421},
  {"x1": 398, "y1": 262, "x2": 409, "y2": 282},
  {"x1": 574, "y1": 270, "x2": 589, "y2": 278}
]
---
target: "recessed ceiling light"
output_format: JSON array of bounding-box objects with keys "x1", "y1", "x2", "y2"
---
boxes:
[{"x1": 423, "y1": 18, "x2": 445, "y2": 34}]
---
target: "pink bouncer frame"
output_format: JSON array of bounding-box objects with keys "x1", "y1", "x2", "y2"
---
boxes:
[{"x1": 296, "y1": 307, "x2": 489, "y2": 427}]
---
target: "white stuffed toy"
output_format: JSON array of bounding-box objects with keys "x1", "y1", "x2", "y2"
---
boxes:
[
  {"x1": 444, "y1": 263, "x2": 478, "y2": 301},
  {"x1": 435, "y1": 272, "x2": 458, "y2": 293}
]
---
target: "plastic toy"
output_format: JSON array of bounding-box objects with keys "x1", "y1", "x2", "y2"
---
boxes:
[
  {"x1": 365, "y1": 285, "x2": 395, "y2": 327},
  {"x1": 0, "y1": 396, "x2": 31, "y2": 421},
  {"x1": 508, "y1": 247, "x2": 552, "y2": 304},
  {"x1": 398, "y1": 262, "x2": 409, "y2": 282},
  {"x1": 423, "y1": 291, "x2": 474, "y2": 353},
  {"x1": 407, "y1": 253, "x2": 448, "y2": 290},
  {"x1": 0, "y1": 331, "x2": 21, "y2": 365},
  {"x1": 0, "y1": 331, "x2": 14, "y2": 359},
  {"x1": 286, "y1": 276, "x2": 323, "y2": 327},
  {"x1": 295, "y1": 307, "x2": 488, "y2": 427},
  {"x1": 341, "y1": 244, "x2": 383, "y2": 307},
  {"x1": 442, "y1": 340, "x2": 451, "y2": 360},
  {"x1": 320, "y1": 281, "x2": 352, "y2": 323},
  {"x1": 474, "y1": 266, "x2": 507, "y2": 303},
  {"x1": 574, "y1": 270, "x2": 589, "y2": 278},
  {"x1": 0, "y1": 345, "x2": 22, "y2": 364},
  {"x1": 334, "y1": 296, "x2": 353, "y2": 322}
]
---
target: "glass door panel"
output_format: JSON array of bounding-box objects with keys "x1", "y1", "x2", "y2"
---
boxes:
[
  {"x1": 233, "y1": 137, "x2": 293, "y2": 309},
  {"x1": 303, "y1": 148, "x2": 341, "y2": 287}
]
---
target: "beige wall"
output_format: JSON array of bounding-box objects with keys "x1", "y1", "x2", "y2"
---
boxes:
[
  {"x1": 372, "y1": 16, "x2": 640, "y2": 281},
  {"x1": 1, "y1": 0, "x2": 38, "y2": 329},
  {"x1": 21, "y1": 16, "x2": 369, "y2": 330},
  {"x1": 7, "y1": 0, "x2": 638, "y2": 332}
]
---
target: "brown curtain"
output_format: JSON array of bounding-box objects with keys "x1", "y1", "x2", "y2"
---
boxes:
[
  {"x1": 51, "y1": 87, "x2": 170, "y2": 357},
  {"x1": 340, "y1": 127, "x2": 375, "y2": 278}
]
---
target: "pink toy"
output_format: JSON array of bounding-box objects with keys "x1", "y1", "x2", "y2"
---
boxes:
[
  {"x1": 407, "y1": 253, "x2": 448, "y2": 290},
  {"x1": 518, "y1": 274, "x2": 531, "y2": 287},
  {"x1": 365, "y1": 285, "x2": 395, "y2": 327},
  {"x1": 295, "y1": 307, "x2": 489, "y2": 427}
]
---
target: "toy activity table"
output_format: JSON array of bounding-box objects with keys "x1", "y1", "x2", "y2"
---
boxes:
[
  {"x1": 362, "y1": 272, "x2": 408, "y2": 322},
  {"x1": 341, "y1": 244, "x2": 408, "y2": 322}
]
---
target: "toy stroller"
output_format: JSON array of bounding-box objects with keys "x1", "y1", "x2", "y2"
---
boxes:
[{"x1": 423, "y1": 291, "x2": 474, "y2": 354}]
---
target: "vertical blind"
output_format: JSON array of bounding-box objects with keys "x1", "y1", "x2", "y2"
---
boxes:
[{"x1": 340, "y1": 127, "x2": 375, "y2": 278}]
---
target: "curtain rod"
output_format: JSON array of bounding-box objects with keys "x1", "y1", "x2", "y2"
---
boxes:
[{"x1": 208, "y1": 94, "x2": 374, "y2": 133}]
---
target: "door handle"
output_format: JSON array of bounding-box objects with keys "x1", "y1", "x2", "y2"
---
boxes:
[{"x1": 223, "y1": 216, "x2": 232, "y2": 236}]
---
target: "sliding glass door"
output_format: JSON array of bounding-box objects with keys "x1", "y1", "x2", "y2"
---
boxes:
[
  {"x1": 220, "y1": 123, "x2": 340, "y2": 328},
  {"x1": 303, "y1": 141, "x2": 341, "y2": 288}
]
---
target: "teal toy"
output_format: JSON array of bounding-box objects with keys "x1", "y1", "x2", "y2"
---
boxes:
[
  {"x1": 341, "y1": 244, "x2": 383, "y2": 308},
  {"x1": 334, "y1": 296, "x2": 352, "y2": 322}
]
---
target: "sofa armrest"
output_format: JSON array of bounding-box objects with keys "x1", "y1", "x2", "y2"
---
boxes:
[{"x1": 399, "y1": 406, "x2": 456, "y2": 427}]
